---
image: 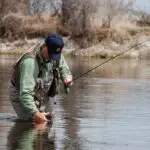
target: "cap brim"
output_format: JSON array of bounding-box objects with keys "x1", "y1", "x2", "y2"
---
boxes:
[{"x1": 51, "y1": 53, "x2": 61, "y2": 60}]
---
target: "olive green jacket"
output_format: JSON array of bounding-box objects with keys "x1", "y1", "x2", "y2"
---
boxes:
[{"x1": 15, "y1": 49, "x2": 72, "y2": 115}]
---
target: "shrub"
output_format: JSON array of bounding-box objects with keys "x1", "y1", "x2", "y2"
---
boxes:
[
  {"x1": 136, "y1": 11, "x2": 150, "y2": 26},
  {"x1": 60, "y1": 0, "x2": 137, "y2": 48}
]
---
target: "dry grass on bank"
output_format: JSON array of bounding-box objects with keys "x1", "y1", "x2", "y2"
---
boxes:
[
  {"x1": 0, "y1": 10, "x2": 150, "y2": 48},
  {"x1": 0, "y1": 13, "x2": 59, "y2": 41},
  {"x1": 68, "y1": 17, "x2": 145, "y2": 48}
]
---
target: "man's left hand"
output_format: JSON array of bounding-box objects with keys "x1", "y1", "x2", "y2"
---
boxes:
[{"x1": 64, "y1": 80, "x2": 73, "y2": 87}]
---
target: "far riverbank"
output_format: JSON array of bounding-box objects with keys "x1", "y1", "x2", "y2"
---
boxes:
[{"x1": 0, "y1": 35, "x2": 150, "y2": 59}]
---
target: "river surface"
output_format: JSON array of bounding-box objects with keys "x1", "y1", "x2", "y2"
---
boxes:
[{"x1": 1, "y1": 55, "x2": 150, "y2": 150}]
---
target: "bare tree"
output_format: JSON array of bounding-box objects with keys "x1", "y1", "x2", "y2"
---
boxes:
[
  {"x1": 28, "y1": 0, "x2": 48, "y2": 15},
  {"x1": 101, "y1": 0, "x2": 135, "y2": 28},
  {"x1": 61, "y1": 0, "x2": 98, "y2": 37},
  {"x1": 0, "y1": 0, "x2": 7, "y2": 15}
]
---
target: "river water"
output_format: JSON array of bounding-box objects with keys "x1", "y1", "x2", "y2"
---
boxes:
[{"x1": 1, "y1": 55, "x2": 150, "y2": 150}]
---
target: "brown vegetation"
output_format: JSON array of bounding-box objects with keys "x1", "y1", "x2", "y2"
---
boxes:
[
  {"x1": 0, "y1": 13, "x2": 58, "y2": 41},
  {"x1": 136, "y1": 11, "x2": 150, "y2": 26},
  {"x1": 0, "y1": 0, "x2": 149, "y2": 48},
  {"x1": 59, "y1": 0, "x2": 150, "y2": 48}
]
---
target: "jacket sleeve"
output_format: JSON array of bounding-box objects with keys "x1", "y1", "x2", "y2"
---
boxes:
[
  {"x1": 59, "y1": 55, "x2": 72, "y2": 82},
  {"x1": 19, "y1": 57, "x2": 39, "y2": 115}
]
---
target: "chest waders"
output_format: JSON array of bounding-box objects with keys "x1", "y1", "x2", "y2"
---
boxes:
[{"x1": 34, "y1": 60, "x2": 60, "y2": 108}]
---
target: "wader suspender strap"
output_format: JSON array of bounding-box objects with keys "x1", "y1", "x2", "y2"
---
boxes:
[
  {"x1": 53, "y1": 60, "x2": 60, "y2": 83},
  {"x1": 47, "y1": 60, "x2": 60, "y2": 97}
]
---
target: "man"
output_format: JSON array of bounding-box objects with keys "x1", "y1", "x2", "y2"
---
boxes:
[{"x1": 10, "y1": 33, "x2": 73, "y2": 123}]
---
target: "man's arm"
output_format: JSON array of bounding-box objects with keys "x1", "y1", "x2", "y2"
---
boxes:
[
  {"x1": 19, "y1": 57, "x2": 39, "y2": 115},
  {"x1": 20, "y1": 57, "x2": 50, "y2": 123}
]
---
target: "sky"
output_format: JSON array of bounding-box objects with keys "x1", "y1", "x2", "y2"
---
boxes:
[{"x1": 135, "y1": 0, "x2": 150, "y2": 13}]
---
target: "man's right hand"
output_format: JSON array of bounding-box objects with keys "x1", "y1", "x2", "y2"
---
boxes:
[{"x1": 33, "y1": 111, "x2": 49, "y2": 124}]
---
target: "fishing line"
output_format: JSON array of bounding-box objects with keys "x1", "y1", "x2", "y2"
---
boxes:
[{"x1": 73, "y1": 38, "x2": 150, "y2": 82}]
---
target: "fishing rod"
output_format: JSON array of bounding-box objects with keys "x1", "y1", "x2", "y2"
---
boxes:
[{"x1": 73, "y1": 38, "x2": 150, "y2": 82}]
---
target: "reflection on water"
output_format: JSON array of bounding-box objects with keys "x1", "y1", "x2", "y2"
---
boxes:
[
  {"x1": 1, "y1": 55, "x2": 150, "y2": 150},
  {"x1": 7, "y1": 122, "x2": 55, "y2": 150}
]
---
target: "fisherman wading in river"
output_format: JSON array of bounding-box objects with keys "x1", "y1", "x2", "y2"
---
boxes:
[{"x1": 9, "y1": 33, "x2": 73, "y2": 124}]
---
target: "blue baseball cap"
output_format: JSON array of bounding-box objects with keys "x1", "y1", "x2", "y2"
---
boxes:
[{"x1": 45, "y1": 34, "x2": 64, "y2": 60}]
